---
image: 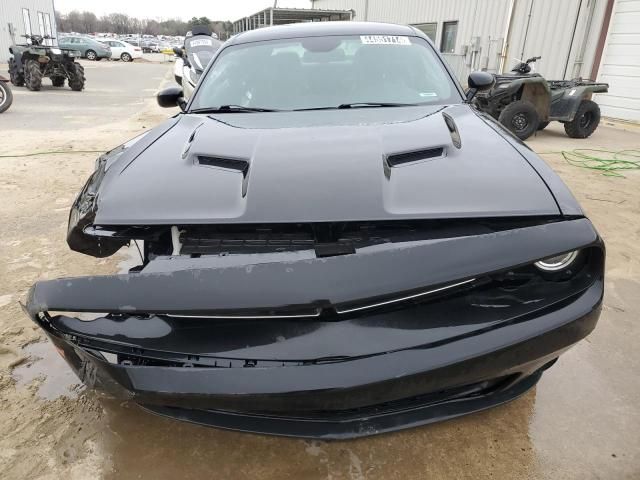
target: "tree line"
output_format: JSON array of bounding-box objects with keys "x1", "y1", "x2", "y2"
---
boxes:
[{"x1": 55, "y1": 11, "x2": 233, "y2": 39}]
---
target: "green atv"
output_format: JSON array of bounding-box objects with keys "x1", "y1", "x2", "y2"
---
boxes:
[
  {"x1": 8, "y1": 34, "x2": 85, "y2": 92},
  {"x1": 473, "y1": 56, "x2": 609, "y2": 140}
]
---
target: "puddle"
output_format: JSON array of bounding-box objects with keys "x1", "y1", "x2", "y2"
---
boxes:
[{"x1": 12, "y1": 340, "x2": 82, "y2": 400}]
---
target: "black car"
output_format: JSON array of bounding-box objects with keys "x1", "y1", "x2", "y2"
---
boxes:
[{"x1": 27, "y1": 22, "x2": 604, "y2": 439}]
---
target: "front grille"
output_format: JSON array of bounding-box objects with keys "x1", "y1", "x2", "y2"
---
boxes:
[{"x1": 179, "y1": 218, "x2": 560, "y2": 256}]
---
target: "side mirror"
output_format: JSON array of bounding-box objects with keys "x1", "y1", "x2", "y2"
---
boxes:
[
  {"x1": 466, "y1": 71, "x2": 495, "y2": 101},
  {"x1": 157, "y1": 86, "x2": 186, "y2": 111},
  {"x1": 172, "y1": 46, "x2": 183, "y2": 57}
]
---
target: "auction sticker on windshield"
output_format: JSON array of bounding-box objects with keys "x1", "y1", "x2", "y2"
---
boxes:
[
  {"x1": 360, "y1": 35, "x2": 411, "y2": 45},
  {"x1": 190, "y1": 38, "x2": 213, "y2": 47}
]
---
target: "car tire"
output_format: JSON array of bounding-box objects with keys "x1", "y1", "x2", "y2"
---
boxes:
[
  {"x1": 537, "y1": 121, "x2": 550, "y2": 131},
  {"x1": 564, "y1": 100, "x2": 601, "y2": 139},
  {"x1": 498, "y1": 100, "x2": 539, "y2": 140},
  {"x1": 121, "y1": 53, "x2": 132, "y2": 62},
  {"x1": 25, "y1": 59, "x2": 43, "y2": 91},
  {"x1": 68, "y1": 63, "x2": 86, "y2": 91},
  {"x1": 8, "y1": 58, "x2": 25, "y2": 87},
  {"x1": 0, "y1": 82, "x2": 13, "y2": 113},
  {"x1": 86, "y1": 50, "x2": 97, "y2": 61},
  {"x1": 51, "y1": 76, "x2": 65, "y2": 87}
]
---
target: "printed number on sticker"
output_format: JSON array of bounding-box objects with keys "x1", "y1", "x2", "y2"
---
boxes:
[
  {"x1": 190, "y1": 39, "x2": 213, "y2": 47},
  {"x1": 360, "y1": 35, "x2": 411, "y2": 45}
]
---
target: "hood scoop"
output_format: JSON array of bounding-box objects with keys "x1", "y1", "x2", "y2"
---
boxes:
[
  {"x1": 384, "y1": 147, "x2": 446, "y2": 179},
  {"x1": 386, "y1": 147, "x2": 445, "y2": 167},
  {"x1": 197, "y1": 155, "x2": 250, "y2": 176},
  {"x1": 196, "y1": 155, "x2": 251, "y2": 197}
]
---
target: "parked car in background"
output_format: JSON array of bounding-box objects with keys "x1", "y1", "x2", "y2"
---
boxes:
[
  {"x1": 99, "y1": 39, "x2": 142, "y2": 62},
  {"x1": 58, "y1": 36, "x2": 111, "y2": 61},
  {"x1": 141, "y1": 41, "x2": 161, "y2": 53}
]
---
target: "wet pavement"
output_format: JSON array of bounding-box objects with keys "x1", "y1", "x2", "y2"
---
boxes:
[{"x1": 0, "y1": 59, "x2": 639, "y2": 479}]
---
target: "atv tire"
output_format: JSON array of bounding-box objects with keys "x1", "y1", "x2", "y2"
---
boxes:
[
  {"x1": 51, "y1": 76, "x2": 65, "y2": 87},
  {"x1": 68, "y1": 63, "x2": 86, "y2": 91},
  {"x1": 498, "y1": 100, "x2": 539, "y2": 140},
  {"x1": 8, "y1": 58, "x2": 25, "y2": 87},
  {"x1": 564, "y1": 100, "x2": 600, "y2": 139},
  {"x1": 25, "y1": 60, "x2": 43, "y2": 91},
  {"x1": 537, "y1": 121, "x2": 550, "y2": 131}
]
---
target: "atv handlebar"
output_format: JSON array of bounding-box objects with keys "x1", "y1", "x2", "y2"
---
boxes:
[{"x1": 526, "y1": 56, "x2": 541, "y2": 64}]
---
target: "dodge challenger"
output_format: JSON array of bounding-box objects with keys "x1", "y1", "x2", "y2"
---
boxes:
[{"x1": 26, "y1": 22, "x2": 604, "y2": 439}]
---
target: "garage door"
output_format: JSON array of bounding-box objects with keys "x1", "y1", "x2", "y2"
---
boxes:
[{"x1": 596, "y1": 0, "x2": 640, "y2": 122}]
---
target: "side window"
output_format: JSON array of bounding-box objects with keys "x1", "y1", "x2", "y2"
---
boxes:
[
  {"x1": 22, "y1": 8, "x2": 32, "y2": 40},
  {"x1": 441, "y1": 21, "x2": 458, "y2": 53},
  {"x1": 37, "y1": 12, "x2": 45, "y2": 38},
  {"x1": 414, "y1": 23, "x2": 437, "y2": 43},
  {"x1": 44, "y1": 13, "x2": 53, "y2": 46}
]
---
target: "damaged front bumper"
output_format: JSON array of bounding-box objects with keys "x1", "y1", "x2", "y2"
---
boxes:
[{"x1": 26, "y1": 218, "x2": 604, "y2": 439}]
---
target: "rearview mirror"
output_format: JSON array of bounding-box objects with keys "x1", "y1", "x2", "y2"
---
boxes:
[
  {"x1": 157, "y1": 86, "x2": 186, "y2": 110},
  {"x1": 172, "y1": 46, "x2": 183, "y2": 57},
  {"x1": 466, "y1": 71, "x2": 495, "y2": 101}
]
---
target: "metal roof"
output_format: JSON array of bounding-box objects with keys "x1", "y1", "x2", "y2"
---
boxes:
[{"x1": 232, "y1": 7, "x2": 354, "y2": 34}]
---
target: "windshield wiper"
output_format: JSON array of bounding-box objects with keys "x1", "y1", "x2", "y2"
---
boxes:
[
  {"x1": 294, "y1": 102, "x2": 419, "y2": 111},
  {"x1": 191, "y1": 105, "x2": 280, "y2": 114}
]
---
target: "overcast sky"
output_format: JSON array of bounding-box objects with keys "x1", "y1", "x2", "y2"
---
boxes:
[{"x1": 54, "y1": 0, "x2": 313, "y2": 22}]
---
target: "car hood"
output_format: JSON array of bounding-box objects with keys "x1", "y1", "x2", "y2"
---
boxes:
[{"x1": 94, "y1": 104, "x2": 560, "y2": 225}]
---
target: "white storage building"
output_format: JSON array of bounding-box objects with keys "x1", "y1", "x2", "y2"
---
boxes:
[
  {"x1": 310, "y1": 0, "x2": 640, "y2": 122},
  {"x1": 0, "y1": 0, "x2": 57, "y2": 63}
]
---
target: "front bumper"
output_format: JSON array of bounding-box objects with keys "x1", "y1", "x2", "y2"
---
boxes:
[{"x1": 27, "y1": 218, "x2": 604, "y2": 439}]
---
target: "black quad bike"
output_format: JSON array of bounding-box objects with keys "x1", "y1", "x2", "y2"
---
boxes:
[
  {"x1": 473, "y1": 56, "x2": 609, "y2": 140},
  {"x1": 0, "y1": 75, "x2": 12, "y2": 113},
  {"x1": 8, "y1": 35, "x2": 86, "y2": 92}
]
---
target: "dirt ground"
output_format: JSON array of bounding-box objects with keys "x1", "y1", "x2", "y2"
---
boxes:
[{"x1": 0, "y1": 61, "x2": 639, "y2": 479}]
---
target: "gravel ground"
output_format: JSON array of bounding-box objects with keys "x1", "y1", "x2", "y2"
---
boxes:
[{"x1": 0, "y1": 60, "x2": 639, "y2": 479}]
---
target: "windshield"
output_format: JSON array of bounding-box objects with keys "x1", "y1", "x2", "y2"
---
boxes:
[
  {"x1": 185, "y1": 35, "x2": 221, "y2": 72},
  {"x1": 190, "y1": 35, "x2": 460, "y2": 111}
]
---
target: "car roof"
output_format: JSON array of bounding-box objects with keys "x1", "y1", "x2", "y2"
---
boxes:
[{"x1": 229, "y1": 21, "x2": 421, "y2": 45}]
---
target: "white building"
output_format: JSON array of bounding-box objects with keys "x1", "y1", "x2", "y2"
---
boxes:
[
  {"x1": 0, "y1": 0, "x2": 57, "y2": 62},
  {"x1": 311, "y1": 0, "x2": 640, "y2": 122}
]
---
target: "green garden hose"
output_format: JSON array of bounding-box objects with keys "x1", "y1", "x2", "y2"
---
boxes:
[{"x1": 538, "y1": 149, "x2": 640, "y2": 178}]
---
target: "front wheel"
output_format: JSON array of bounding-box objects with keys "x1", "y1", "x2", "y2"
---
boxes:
[
  {"x1": 0, "y1": 82, "x2": 13, "y2": 113},
  {"x1": 86, "y1": 50, "x2": 97, "y2": 61},
  {"x1": 8, "y1": 58, "x2": 25, "y2": 86},
  {"x1": 68, "y1": 63, "x2": 86, "y2": 91},
  {"x1": 564, "y1": 100, "x2": 601, "y2": 139},
  {"x1": 498, "y1": 100, "x2": 540, "y2": 140},
  {"x1": 121, "y1": 52, "x2": 132, "y2": 62},
  {"x1": 25, "y1": 59, "x2": 43, "y2": 91}
]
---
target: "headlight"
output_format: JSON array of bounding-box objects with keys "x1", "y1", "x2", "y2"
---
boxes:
[
  {"x1": 50, "y1": 48, "x2": 61, "y2": 54},
  {"x1": 534, "y1": 250, "x2": 579, "y2": 272}
]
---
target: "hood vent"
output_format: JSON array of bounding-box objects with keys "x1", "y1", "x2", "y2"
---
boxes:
[
  {"x1": 197, "y1": 155, "x2": 250, "y2": 176},
  {"x1": 386, "y1": 147, "x2": 445, "y2": 167}
]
